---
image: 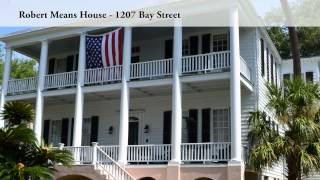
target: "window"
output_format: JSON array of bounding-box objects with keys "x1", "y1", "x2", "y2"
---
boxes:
[
  {"x1": 49, "y1": 120, "x2": 62, "y2": 146},
  {"x1": 212, "y1": 34, "x2": 229, "y2": 52},
  {"x1": 260, "y1": 39, "x2": 265, "y2": 76},
  {"x1": 306, "y1": 72, "x2": 313, "y2": 82},
  {"x1": 266, "y1": 48, "x2": 270, "y2": 82},
  {"x1": 283, "y1": 74, "x2": 291, "y2": 81},
  {"x1": 182, "y1": 39, "x2": 190, "y2": 56},
  {"x1": 212, "y1": 109, "x2": 230, "y2": 142}
]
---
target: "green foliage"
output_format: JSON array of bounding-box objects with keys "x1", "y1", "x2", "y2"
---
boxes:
[
  {"x1": 2, "y1": 101, "x2": 34, "y2": 126},
  {"x1": 265, "y1": 0, "x2": 320, "y2": 59},
  {"x1": 267, "y1": 27, "x2": 291, "y2": 59},
  {"x1": 0, "y1": 59, "x2": 37, "y2": 84},
  {"x1": 248, "y1": 79, "x2": 320, "y2": 179},
  {"x1": 0, "y1": 101, "x2": 73, "y2": 180},
  {"x1": 267, "y1": 27, "x2": 320, "y2": 59}
]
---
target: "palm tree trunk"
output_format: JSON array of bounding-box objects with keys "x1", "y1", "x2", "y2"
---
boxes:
[
  {"x1": 288, "y1": 27, "x2": 301, "y2": 79},
  {"x1": 280, "y1": 0, "x2": 301, "y2": 79},
  {"x1": 287, "y1": 154, "x2": 299, "y2": 180}
]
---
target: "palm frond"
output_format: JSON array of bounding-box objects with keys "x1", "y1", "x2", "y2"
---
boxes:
[{"x1": 1, "y1": 101, "x2": 34, "y2": 126}]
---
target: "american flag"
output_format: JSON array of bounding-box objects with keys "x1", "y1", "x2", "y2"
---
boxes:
[{"x1": 86, "y1": 28, "x2": 124, "y2": 68}]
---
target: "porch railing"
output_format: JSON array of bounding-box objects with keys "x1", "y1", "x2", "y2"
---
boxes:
[
  {"x1": 7, "y1": 77, "x2": 37, "y2": 94},
  {"x1": 182, "y1": 51, "x2": 230, "y2": 74},
  {"x1": 63, "y1": 142, "x2": 231, "y2": 165},
  {"x1": 127, "y1": 144, "x2": 172, "y2": 163},
  {"x1": 181, "y1": 142, "x2": 231, "y2": 162},
  {"x1": 130, "y1": 58, "x2": 173, "y2": 79},
  {"x1": 240, "y1": 56, "x2": 251, "y2": 81},
  {"x1": 64, "y1": 146, "x2": 93, "y2": 164},
  {"x1": 99, "y1": 145, "x2": 119, "y2": 161},
  {"x1": 84, "y1": 66, "x2": 122, "y2": 85},
  {"x1": 44, "y1": 71, "x2": 78, "y2": 89}
]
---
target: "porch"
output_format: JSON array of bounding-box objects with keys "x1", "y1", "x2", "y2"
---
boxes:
[
  {"x1": 6, "y1": 27, "x2": 254, "y2": 96},
  {"x1": 7, "y1": 51, "x2": 251, "y2": 95},
  {"x1": 38, "y1": 80, "x2": 251, "y2": 165},
  {"x1": 61, "y1": 142, "x2": 231, "y2": 165}
]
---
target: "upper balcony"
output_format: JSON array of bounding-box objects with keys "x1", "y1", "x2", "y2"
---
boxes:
[{"x1": 5, "y1": 27, "x2": 253, "y2": 97}]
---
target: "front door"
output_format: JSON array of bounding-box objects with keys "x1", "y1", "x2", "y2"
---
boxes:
[{"x1": 128, "y1": 116, "x2": 139, "y2": 145}]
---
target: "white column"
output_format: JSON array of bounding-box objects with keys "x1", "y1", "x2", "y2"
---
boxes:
[
  {"x1": 230, "y1": 6, "x2": 242, "y2": 162},
  {"x1": 92, "y1": 142, "x2": 98, "y2": 164},
  {"x1": 34, "y1": 40, "x2": 49, "y2": 142},
  {"x1": 118, "y1": 27, "x2": 132, "y2": 165},
  {"x1": 73, "y1": 33, "x2": 86, "y2": 147},
  {"x1": 170, "y1": 23, "x2": 183, "y2": 164},
  {"x1": 0, "y1": 47, "x2": 12, "y2": 127}
]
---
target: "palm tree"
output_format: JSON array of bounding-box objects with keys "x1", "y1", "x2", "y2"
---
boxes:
[
  {"x1": 0, "y1": 101, "x2": 73, "y2": 180},
  {"x1": 248, "y1": 79, "x2": 320, "y2": 180},
  {"x1": 280, "y1": 0, "x2": 301, "y2": 78}
]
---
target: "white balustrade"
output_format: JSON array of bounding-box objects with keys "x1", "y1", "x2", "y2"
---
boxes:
[
  {"x1": 64, "y1": 146, "x2": 93, "y2": 164},
  {"x1": 127, "y1": 144, "x2": 172, "y2": 163},
  {"x1": 99, "y1": 145, "x2": 119, "y2": 161},
  {"x1": 182, "y1": 51, "x2": 231, "y2": 73},
  {"x1": 84, "y1": 66, "x2": 122, "y2": 85},
  {"x1": 130, "y1": 58, "x2": 173, "y2": 79},
  {"x1": 181, "y1": 142, "x2": 231, "y2": 162},
  {"x1": 240, "y1": 56, "x2": 251, "y2": 81},
  {"x1": 44, "y1": 71, "x2": 78, "y2": 89},
  {"x1": 7, "y1": 77, "x2": 37, "y2": 94},
  {"x1": 96, "y1": 146, "x2": 136, "y2": 180}
]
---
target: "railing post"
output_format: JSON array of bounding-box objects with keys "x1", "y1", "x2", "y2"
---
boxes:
[
  {"x1": 92, "y1": 142, "x2": 98, "y2": 165},
  {"x1": 58, "y1": 143, "x2": 64, "y2": 150}
]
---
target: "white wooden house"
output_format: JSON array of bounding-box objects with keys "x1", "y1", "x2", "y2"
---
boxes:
[{"x1": 0, "y1": 4, "x2": 287, "y2": 180}]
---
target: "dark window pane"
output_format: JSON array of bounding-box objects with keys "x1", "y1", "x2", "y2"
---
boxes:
[{"x1": 306, "y1": 72, "x2": 313, "y2": 82}]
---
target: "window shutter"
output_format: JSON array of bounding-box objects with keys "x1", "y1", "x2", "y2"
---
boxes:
[
  {"x1": 48, "y1": 58, "x2": 55, "y2": 74},
  {"x1": 202, "y1": 108, "x2": 211, "y2": 142},
  {"x1": 189, "y1": 36, "x2": 199, "y2": 55},
  {"x1": 163, "y1": 111, "x2": 172, "y2": 144},
  {"x1": 260, "y1": 39, "x2": 265, "y2": 76},
  {"x1": 75, "y1": 54, "x2": 79, "y2": 70},
  {"x1": 43, "y1": 120, "x2": 50, "y2": 144},
  {"x1": 187, "y1": 109, "x2": 198, "y2": 143},
  {"x1": 266, "y1": 48, "x2": 270, "y2": 82},
  {"x1": 61, "y1": 118, "x2": 69, "y2": 145},
  {"x1": 90, "y1": 116, "x2": 99, "y2": 143},
  {"x1": 201, "y1": 34, "x2": 211, "y2": 54},
  {"x1": 70, "y1": 118, "x2": 74, "y2": 145},
  {"x1": 165, "y1": 39, "x2": 173, "y2": 59},
  {"x1": 66, "y1": 55, "x2": 75, "y2": 72}
]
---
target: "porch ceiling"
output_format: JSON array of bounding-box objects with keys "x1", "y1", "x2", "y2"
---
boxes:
[
  {"x1": 15, "y1": 36, "x2": 80, "y2": 60},
  {"x1": 85, "y1": 90, "x2": 121, "y2": 102},
  {"x1": 44, "y1": 94, "x2": 75, "y2": 106}
]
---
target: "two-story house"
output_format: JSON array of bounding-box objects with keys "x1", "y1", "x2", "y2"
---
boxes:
[{"x1": 0, "y1": 3, "x2": 286, "y2": 180}]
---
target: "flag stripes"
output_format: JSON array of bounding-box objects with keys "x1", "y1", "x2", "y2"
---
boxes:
[{"x1": 86, "y1": 28, "x2": 124, "y2": 69}]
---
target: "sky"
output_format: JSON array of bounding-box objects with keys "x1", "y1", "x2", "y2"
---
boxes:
[{"x1": 0, "y1": 0, "x2": 285, "y2": 37}]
